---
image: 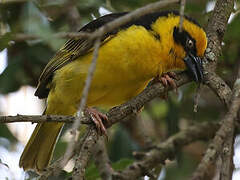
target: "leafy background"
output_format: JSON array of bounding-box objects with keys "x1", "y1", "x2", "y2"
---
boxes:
[{"x1": 0, "y1": 0, "x2": 240, "y2": 179}]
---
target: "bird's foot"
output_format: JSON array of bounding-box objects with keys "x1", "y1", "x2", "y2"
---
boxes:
[
  {"x1": 86, "y1": 108, "x2": 108, "y2": 138},
  {"x1": 160, "y1": 72, "x2": 178, "y2": 91},
  {"x1": 154, "y1": 72, "x2": 178, "y2": 99}
]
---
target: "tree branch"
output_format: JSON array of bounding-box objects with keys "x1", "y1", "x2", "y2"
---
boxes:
[
  {"x1": 204, "y1": 71, "x2": 232, "y2": 107},
  {"x1": 113, "y1": 122, "x2": 220, "y2": 180},
  {"x1": 0, "y1": 114, "x2": 77, "y2": 123},
  {"x1": 191, "y1": 65, "x2": 240, "y2": 180},
  {"x1": 190, "y1": 0, "x2": 235, "y2": 179},
  {"x1": 93, "y1": 137, "x2": 115, "y2": 180},
  {"x1": 35, "y1": 71, "x2": 191, "y2": 179},
  {"x1": 72, "y1": 126, "x2": 99, "y2": 180},
  {"x1": 0, "y1": 73, "x2": 190, "y2": 126},
  {"x1": 203, "y1": 0, "x2": 235, "y2": 107},
  {"x1": 220, "y1": 130, "x2": 235, "y2": 180}
]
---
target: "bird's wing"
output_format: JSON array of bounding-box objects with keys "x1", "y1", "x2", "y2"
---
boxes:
[
  {"x1": 35, "y1": 12, "x2": 128, "y2": 98},
  {"x1": 35, "y1": 11, "x2": 176, "y2": 98}
]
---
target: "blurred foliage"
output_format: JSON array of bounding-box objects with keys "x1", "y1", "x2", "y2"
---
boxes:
[{"x1": 0, "y1": 0, "x2": 239, "y2": 179}]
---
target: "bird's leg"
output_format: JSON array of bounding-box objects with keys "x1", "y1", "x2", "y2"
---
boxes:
[
  {"x1": 153, "y1": 72, "x2": 178, "y2": 99},
  {"x1": 85, "y1": 107, "x2": 108, "y2": 137}
]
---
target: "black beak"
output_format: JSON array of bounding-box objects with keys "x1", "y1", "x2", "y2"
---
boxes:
[{"x1": 183, "y1": 53, "x2": 204, "y2": 83}]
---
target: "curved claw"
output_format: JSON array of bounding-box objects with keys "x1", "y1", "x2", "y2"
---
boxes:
[
  {"x1": 152, "y1": 72, "x2": 178, "y2": 100},
  {"x1": 159, "y1": 72, "x2": 178, "y2": 93},
  {"x1": 86, "y1": 108, "x2": 109, "y2": 138}
]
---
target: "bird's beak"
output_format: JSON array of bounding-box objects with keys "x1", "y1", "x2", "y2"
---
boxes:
[{"x1": 183, "y1": 53, "x2": 204, "y2": 83}]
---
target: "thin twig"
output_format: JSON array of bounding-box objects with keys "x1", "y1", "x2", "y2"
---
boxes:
[
  {"x1": 7, "y1": 0, "x2": 179, "y2": 44},
  {"x1": 0, "y1": 114, "x2": 77, "y2": 123},
  {"x1": 13, "y1": 32, "x2": 90, "y2": 42},
  {"x1": 179, "y1": 0, "x2": 186, "y2": 32},
  {"x1": 91, "y1": 0, "x2": 179, "y2": 40},
  {"x1": 193, "y1": 84, "x2": 201, "y2": 113},
  {"x1": 61, "y1": 38, "x2": 101, "y2": 170}
]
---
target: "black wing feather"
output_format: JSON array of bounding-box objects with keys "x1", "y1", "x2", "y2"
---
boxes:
[{"x1": 35, "y1": 12, "x2": 128, "y2": 98}]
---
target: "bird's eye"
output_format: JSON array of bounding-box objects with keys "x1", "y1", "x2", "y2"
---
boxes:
[{"x1": 186, "y1": 39, "x2": 194, "y2": 49}]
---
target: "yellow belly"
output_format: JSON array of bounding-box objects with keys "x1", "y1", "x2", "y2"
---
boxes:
[{"x1": 47, "y1": 26, "x2": 163, "y2": 112}]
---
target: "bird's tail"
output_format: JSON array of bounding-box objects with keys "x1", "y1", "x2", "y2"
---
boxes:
[
  {"x1": 19, "y1": 121, "x2": 64, "y2": 173},
  {"x1": 19, "y1": 99, "x2": 78, "y2": 173}
]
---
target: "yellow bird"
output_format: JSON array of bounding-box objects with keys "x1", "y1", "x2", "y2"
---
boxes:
[{"x1": 19, "y1": 11, "x2": 207, "y2": 173}]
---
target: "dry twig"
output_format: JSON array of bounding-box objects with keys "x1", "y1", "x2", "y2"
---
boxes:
[
  {"x1": 13, "y1": 32, "x2": 90, "y2": 42},
  {"x1": 61, "y1": 38, "x2": 101, "y2": 175},
  {"x1": 0, "y1": 114, "x2": 77, "y2": 123},
  {"x1": 178, "y1": 0, "x2": 186, "y2": 32}
]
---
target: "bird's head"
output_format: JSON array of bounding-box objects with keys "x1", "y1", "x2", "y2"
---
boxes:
[{"x1": 152, "y1": 13, "x2": 207, "y2": 83}]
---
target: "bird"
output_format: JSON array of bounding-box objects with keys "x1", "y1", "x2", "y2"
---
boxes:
[{"x1": 19, "y1": 10, "x2": 207, "y2": 173}]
